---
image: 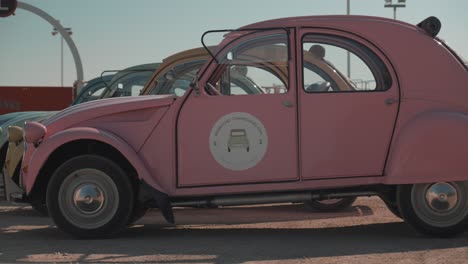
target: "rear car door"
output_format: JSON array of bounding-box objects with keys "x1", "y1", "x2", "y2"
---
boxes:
[{"x1": 298, "y1": 29, "x2": 399, "y2": 179}]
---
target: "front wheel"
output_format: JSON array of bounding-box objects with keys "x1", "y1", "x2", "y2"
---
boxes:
[
  {"x1": 397, "y1": 181, "x2": 468, "y2": 237},
  {"x1": 305, "y1": 197, "x2": 357, "y2": 212},
  {"x1": 46, "y1": 155, "x2": 134, "y2": 238}
]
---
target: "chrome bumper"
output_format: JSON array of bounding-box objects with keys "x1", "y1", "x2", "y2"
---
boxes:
[{"x1": 2, "y1": 167, "x2": 26, "y2": 202}]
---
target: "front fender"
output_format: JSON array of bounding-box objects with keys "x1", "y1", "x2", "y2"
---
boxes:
[
  {"x1": 24, "y1": 127, "x2": 165, "y2": 194},
  {"x1": 385, "y1": 111, "x2": 468, "y2": 184}
]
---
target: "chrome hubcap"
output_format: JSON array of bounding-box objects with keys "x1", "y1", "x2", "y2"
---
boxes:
[
  {"x1": 425, "y1": 182, "x2": 458, "y2": 212},
  {"x1": 58, "y1": 168, "x2": 119, "y2": 230},
  {"x1": 73, "y1": 184, "x2": 105, "y2": 214},
  {"x1": 411, "y1": 181, "x2": 468, "y2": 228}
]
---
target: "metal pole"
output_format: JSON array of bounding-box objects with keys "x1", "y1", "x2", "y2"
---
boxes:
[
  {"x1": 17, "y1": 2, "x2": 84, "y2": 91},
  {"x1": 346, "y1": 0, "x2": 351, "y2": 78},
  {"x1": 60, "y1": 36, "x2": 64, "y2": 86},
  {"x1": 394, "y1": 6, "x2": 396, "y2": 19}
]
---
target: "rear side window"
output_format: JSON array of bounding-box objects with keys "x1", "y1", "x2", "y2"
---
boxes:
[{"x1": 302, "y1": 34, "x2": 392, "y2": 93}]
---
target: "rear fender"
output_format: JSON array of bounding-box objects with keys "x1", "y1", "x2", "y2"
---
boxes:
[
  {"x1": 24, "y1": 127, "x2": 165, "y2": 194},
  {"x1": 385, "y1": 111, "x2": 468, "y2": 184}
]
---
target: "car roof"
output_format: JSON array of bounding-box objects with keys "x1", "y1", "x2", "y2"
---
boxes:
[{"x1": 239, "y1": 15, "x2": 415, "y2": 30}]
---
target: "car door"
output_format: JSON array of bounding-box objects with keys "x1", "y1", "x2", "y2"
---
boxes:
[
  {"x1": 177, "y1": 30, "x2": 300, "y2": 187},
  {"x1": 298, "y1": 29, "x2": 399, "y2": 179}
]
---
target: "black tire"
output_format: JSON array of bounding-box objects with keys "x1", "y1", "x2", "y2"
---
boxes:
[
  {"x1": 4, "y1": 160, "x2": 49, "y2": 217},
  {"x1": 46, "y1": 155, "x2": 134, "y2": 238},
  {"x1": 305, "y1": 197, "x2": 357, "y2": 212},
  {"x1": 397, "y1": 182, "x2": 468, "y2": 237}
]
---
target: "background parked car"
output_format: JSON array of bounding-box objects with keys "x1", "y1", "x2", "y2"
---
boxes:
[{"x1": 0, "y1": 63, "x2": 160, "y2": 195}]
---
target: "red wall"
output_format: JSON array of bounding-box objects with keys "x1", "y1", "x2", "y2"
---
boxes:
[{"x1": 0, "y1": 86, "x2": 75, "y2": 115}]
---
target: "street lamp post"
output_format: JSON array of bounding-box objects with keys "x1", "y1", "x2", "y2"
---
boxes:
[
  {"x1": 52, "y1": 21, "x2": 72, "y2": 87},
  {"x1": 346, "y1": 0, "x2": 351, "y2": 78},
  {"x1": 384, "y1": 0, "x2": 406, "y2": 20}
]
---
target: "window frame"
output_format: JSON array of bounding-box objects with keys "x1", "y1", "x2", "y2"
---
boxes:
[
  {"x1": 148, "y1": 59, "x2": 207, "y2": 96},
  {"x1": 204, "y1": 29, "x2": 293, "y2": 96},
  {"x1": 301, "y1": 33, "x2": 393, "y2": 94}
]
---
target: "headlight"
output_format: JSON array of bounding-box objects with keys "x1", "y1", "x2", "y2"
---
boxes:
[
  {"x1": 7, "y1": 126, "x2": 23, "y2": 143},
  {"x1": 24, "y1": 121, "x2": 47, "y2": 146}
]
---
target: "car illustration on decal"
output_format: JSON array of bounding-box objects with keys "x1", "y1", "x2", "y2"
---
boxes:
[{"x1": 227, "y1": 129, "x2": 250, "y2": 152}]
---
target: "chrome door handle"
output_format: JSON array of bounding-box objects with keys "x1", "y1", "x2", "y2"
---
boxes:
[
  {"x1": 282, "y1": 100, "x2": 293, "y2": 108},
  {"x1": 385, "y1": 98, "x2": 398, "y2": 105}
]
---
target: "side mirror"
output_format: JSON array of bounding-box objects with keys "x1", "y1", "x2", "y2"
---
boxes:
[
  {"x1": 227, "y1": 52, "x2": 234, "y2": 61},
  {"x1": 174, "y1": 87, "x2": 186, "y2": 97}
]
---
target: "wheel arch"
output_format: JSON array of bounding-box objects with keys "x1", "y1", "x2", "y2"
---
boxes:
[
  {"x1": 385, "y1": 110, "x2": 468, "y2": 184},
  {"x1": 26, "y1": 127, "x2": 166, "y2": 200}
]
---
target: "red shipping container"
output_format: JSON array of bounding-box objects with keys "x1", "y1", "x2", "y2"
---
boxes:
[{"x1": 0, "y1": 86, "x2": 75, "y2": 115}]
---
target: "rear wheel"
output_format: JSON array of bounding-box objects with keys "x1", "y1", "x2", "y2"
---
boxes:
[
  {"x1": 46, "y1": 155, "x2": 134, "y2": 238},
  {"x1": 305, "y1": 197, "x2": 357, "y2": 212},
  {"x1": 397, "y1": 181, "x2": 468, "y2": 237}
]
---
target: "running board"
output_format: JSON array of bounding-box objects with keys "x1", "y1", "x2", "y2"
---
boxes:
[{"x1": 172, "y1": 191, "x2": 377, "y2": 208}]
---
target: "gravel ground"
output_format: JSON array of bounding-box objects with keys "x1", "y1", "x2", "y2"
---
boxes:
[{"x1": 0, "y1": 197, "x2": 467, "y2": 264}]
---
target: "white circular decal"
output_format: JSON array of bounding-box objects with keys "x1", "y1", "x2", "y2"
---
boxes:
[{"x1": 209, "y1": 112, "x2": 268, "y2": 171}]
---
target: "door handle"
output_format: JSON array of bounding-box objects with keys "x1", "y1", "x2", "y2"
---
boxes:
[
  {"x1": 282, "y1": 100, "x2": 293, "y2": 108},
  {"x1": 385, "y1": 98, "x2": 398, "y2": 105}
]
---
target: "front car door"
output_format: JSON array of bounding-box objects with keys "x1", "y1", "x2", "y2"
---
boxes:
[
  {"x1": 298, "y1": 29, "x2": 399, "y2": 179},
  {"x1": 177, "y1": 29, "x2": 299, "y2": 187}
]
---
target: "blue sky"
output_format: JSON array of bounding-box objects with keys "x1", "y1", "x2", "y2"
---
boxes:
[{"x1": 0, "y1": 0, "x2": 467, "y2": 86}]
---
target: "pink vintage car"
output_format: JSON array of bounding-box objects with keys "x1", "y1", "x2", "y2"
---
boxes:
[{"x1": 16, "y1": 15, "x2": 468, "y2": 238}]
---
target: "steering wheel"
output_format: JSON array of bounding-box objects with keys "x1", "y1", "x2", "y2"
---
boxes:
[
  {"x1": 205, "y1": 83, "x2": 223, "y2": 96},
  {"x1": 305, "y1": 81, "x2": 331, "y2": 93}
]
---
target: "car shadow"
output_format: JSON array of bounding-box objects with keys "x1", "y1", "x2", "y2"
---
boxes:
[
  {"x1": 1, "y1": 222, "x2": 467, "y2": 263},
  {"x1": 0, "y1": 203, "x2": 467, "y2": 263}
]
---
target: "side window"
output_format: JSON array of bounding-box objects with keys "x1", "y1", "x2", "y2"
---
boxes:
[
  {"x1": 208, "y1": 32, "x2": 290, "y2": 96},
  {"x1": 149, "y1": 60, "x2": 205, "y2": 97},
  {"x1": 130, "y1": 85, "x2": 144, "y2": 96},
  {"x1": 302, "y1": 34, "x2": 392, "y2": 93},
  {"x1": 112, "y1": 72, "x2": 153, "y2": 97},
  {"x1": 215, "y1": 65, "x2": 286, "y2": 95},
  {"x1": 74, "y1": 84, "x2": 106, "y2": 104},
  {"x1": 89, "y1": 87, "x2": 105, "y2": 97}
]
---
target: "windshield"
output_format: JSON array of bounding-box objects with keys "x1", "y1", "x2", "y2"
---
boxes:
[
  {"x1": 108, "y1": 71, "x2": 154, "y2": 98},
  {"x1": 99, "y1": 63, "x2": 160, "y2": 99},
  {"x1": 148, "y1": 59, "x2": 206, "y2": 96},
  {"x1": 72, "y1": 75, "x2": 114, "y2": 105}
]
